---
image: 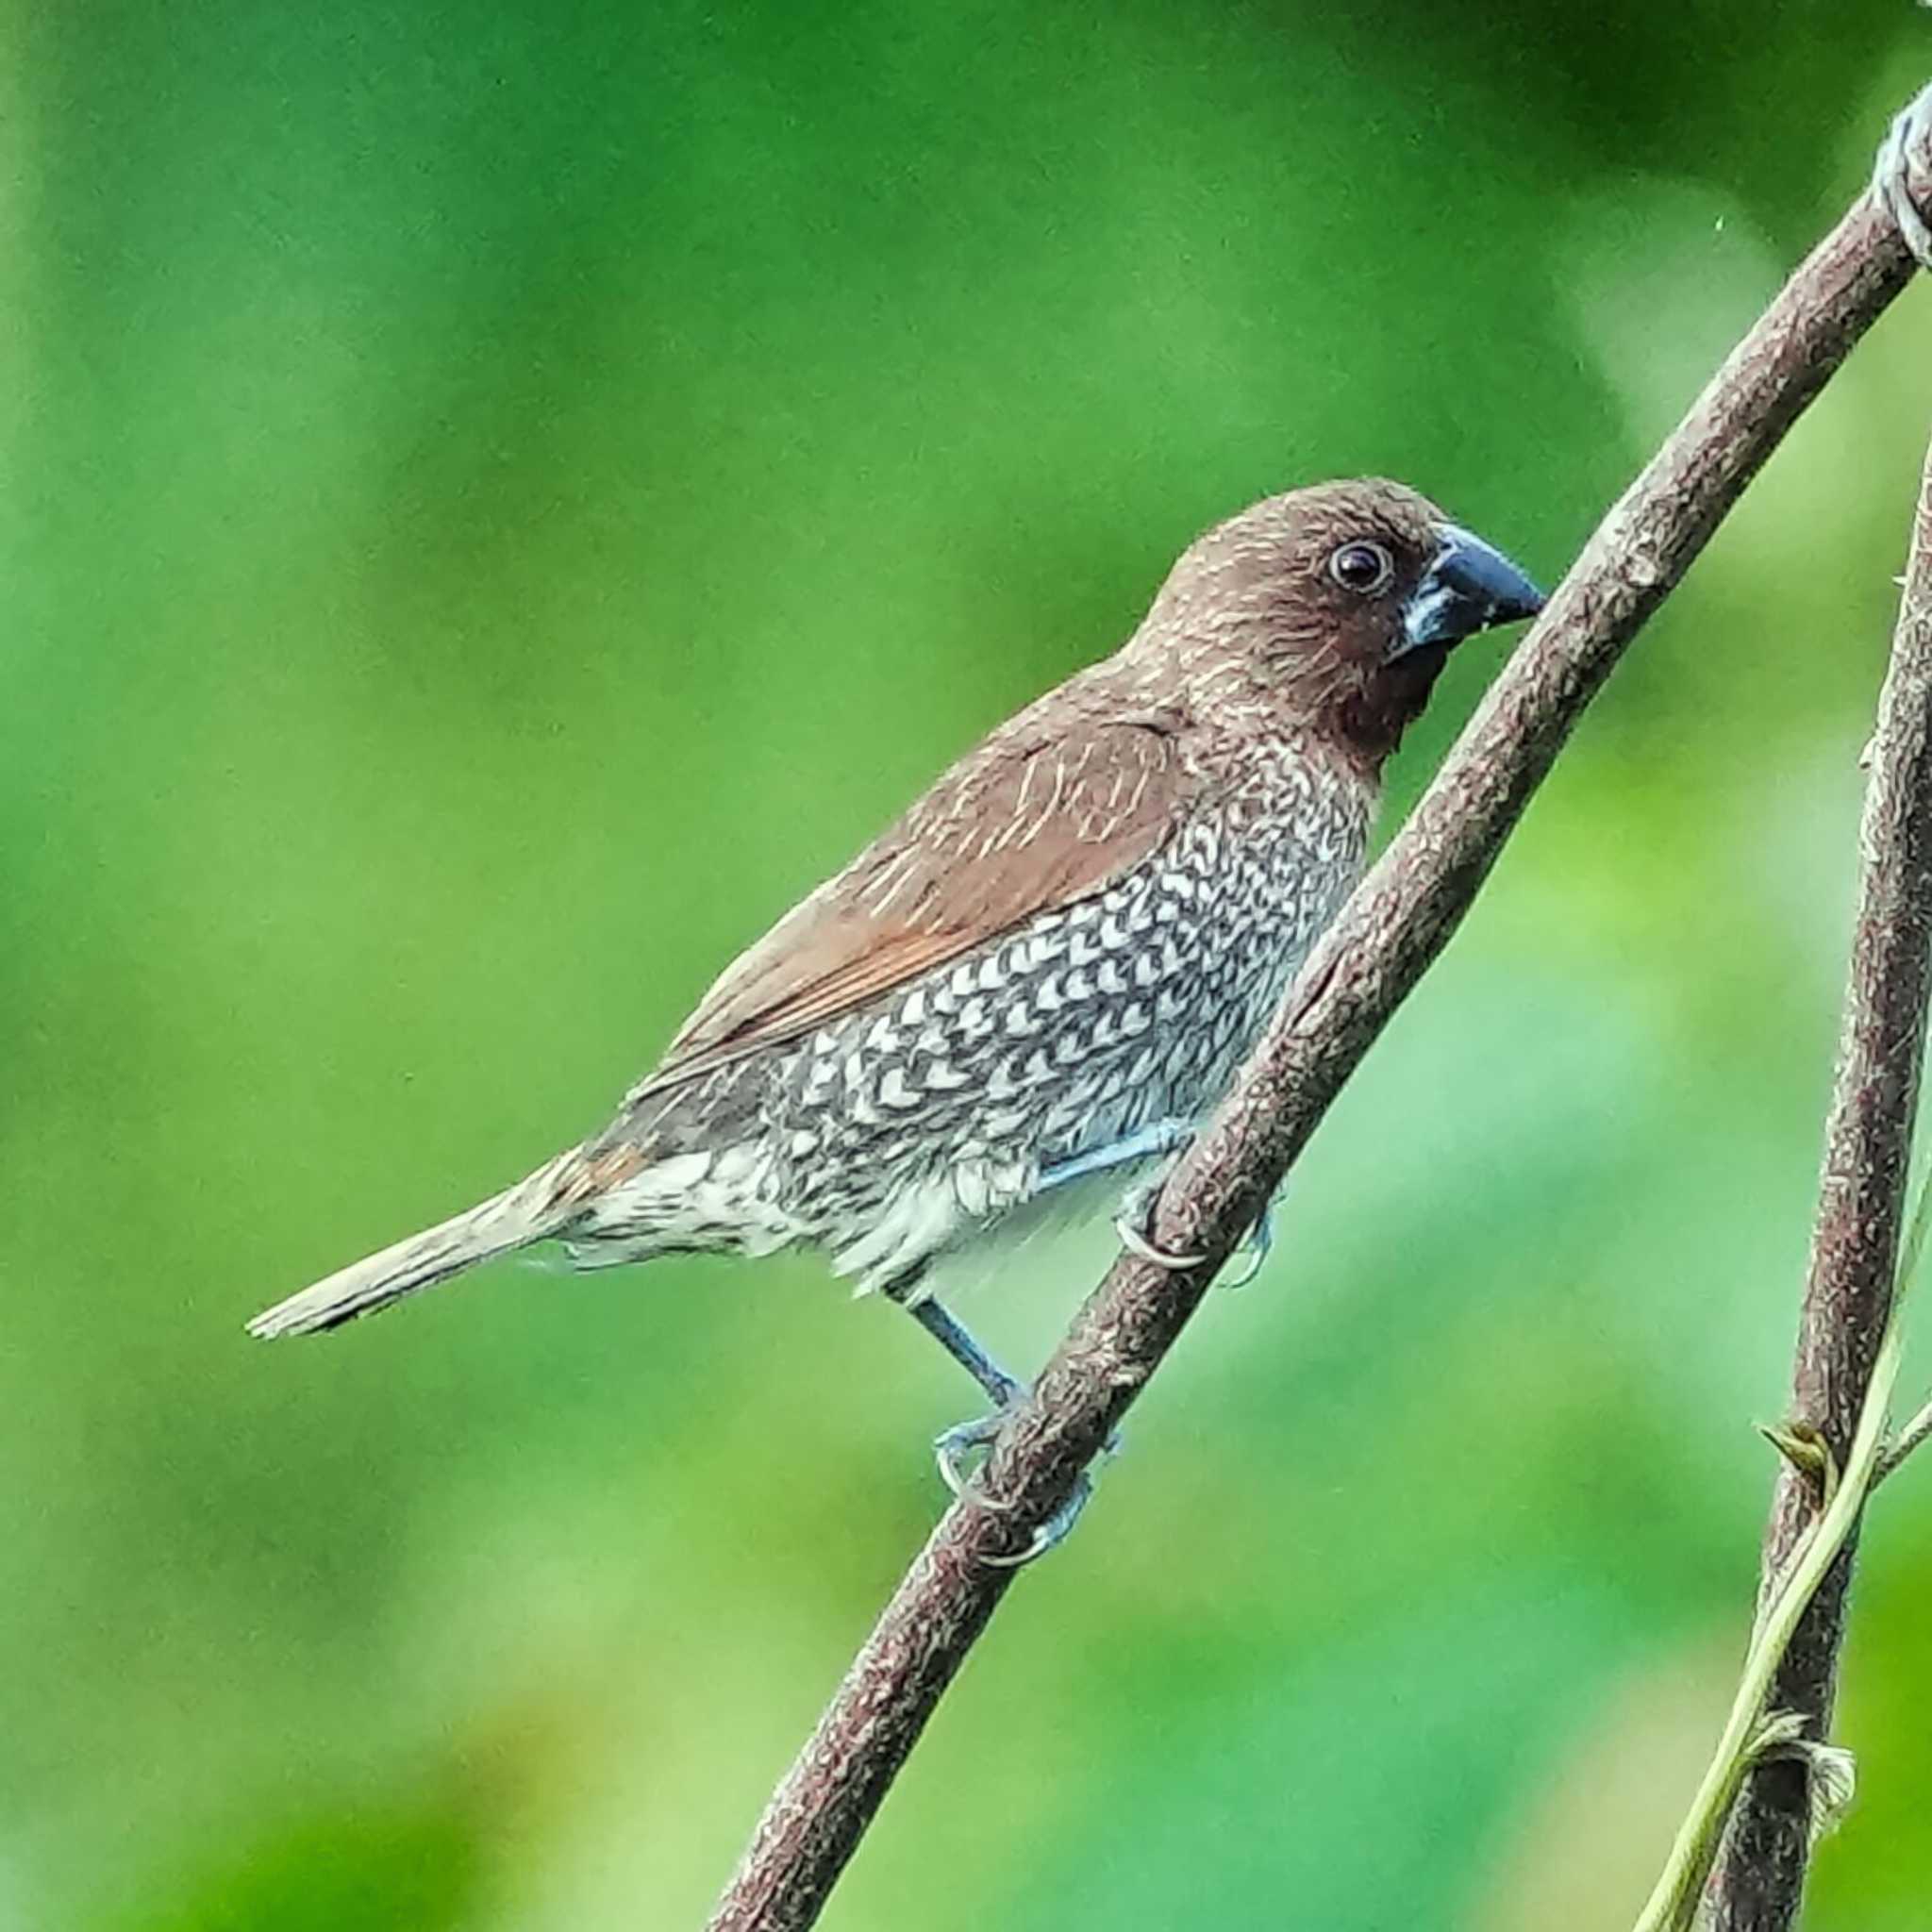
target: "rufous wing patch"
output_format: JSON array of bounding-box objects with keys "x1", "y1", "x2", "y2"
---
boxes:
[{"x1": 627, "y1": 707, "x2": 1194, "y2": 1102}]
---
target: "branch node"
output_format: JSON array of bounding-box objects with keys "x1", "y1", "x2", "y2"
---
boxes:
[
  {"x1": 1751, "y1": 1715, "x2": 1858, "y2": 1845},
  {"x1": 1757, "y1": 1419, "x2": 1840, "y2": 1506}
]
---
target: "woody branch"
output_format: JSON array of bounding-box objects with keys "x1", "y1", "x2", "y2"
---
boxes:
[{"x1": 1705, "y1": 373, "x2": 1932, "y2": 1932}]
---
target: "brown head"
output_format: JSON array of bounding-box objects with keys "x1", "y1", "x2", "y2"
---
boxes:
[{"x1": 1121, "y1": 478, "x2": 1543, "y2": 768}]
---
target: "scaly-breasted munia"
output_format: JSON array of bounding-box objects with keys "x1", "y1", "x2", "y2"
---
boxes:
[{"x1": 251, "y1": 479, "x2": 1541, "y2": 1507}]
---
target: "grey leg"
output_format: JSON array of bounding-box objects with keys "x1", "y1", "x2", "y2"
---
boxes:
[
  {"x1": 1037, "y1": 1115, "x2": 1210, "y2": 1272},
  {"x1": 1037, "y1": 1115, "x2": 1198, "y2": 1191},
  {"x1": 908, "y1": 1297, "x2": 1023, "y2": 1410},
  {"x1": 898, "y1": 1292, "x2": 1029, "y2": 1500},
  {"x1": 899, "y1": 1293, "x2": 1109, "y2": 1566}
]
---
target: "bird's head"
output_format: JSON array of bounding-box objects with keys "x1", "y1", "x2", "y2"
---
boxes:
[{"x1": 1133, "y1": 478, "x2": 1544, "y2": 768}]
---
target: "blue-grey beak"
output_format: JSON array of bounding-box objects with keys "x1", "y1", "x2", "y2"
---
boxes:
[{"x1": 1394, "y1": 525, "x2": 1544, "y2": 661}]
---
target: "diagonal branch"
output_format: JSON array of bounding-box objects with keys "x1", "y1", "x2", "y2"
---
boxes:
[
  {"x1": 707, "y1": 105, "x2": 1932, "y2": 1932},
  {"x1": 1706, "y1": 378, "x2": 1932, "y2": 1932},
  {"x1": 1873, "y1": 1387, "x2": 1932, "y2": 1484}
]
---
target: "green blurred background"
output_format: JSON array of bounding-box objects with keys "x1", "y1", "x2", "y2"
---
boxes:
[{"x1": 7, "y1": 3, "x2": 1932, "y2": 1926}]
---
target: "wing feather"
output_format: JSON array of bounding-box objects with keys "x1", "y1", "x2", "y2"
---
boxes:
[{"x1": 630, "y1": 694, "x2": 1193, "y2": 1101}]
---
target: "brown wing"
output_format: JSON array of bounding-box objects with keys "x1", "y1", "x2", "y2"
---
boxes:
[{"x1": 629, "y1": 693, "x2": 1196, "y2": 1102}]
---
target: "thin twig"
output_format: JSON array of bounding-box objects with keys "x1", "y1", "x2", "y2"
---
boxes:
[
  {"x1": 1872, "y1": 1387, "x2": 1932, "y2": 1486},
  {"x1": 1707, "y1": 408, "x2": 1932, "y2": 1932},
  {"x1": 1634, "y1": 1177, "x2": 1932, "y2": 1932},
  {"x1": 707, "y1": 108, "x2": 1932, "y2": 1932}
]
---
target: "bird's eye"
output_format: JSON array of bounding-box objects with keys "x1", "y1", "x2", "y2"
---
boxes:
[{"x1": 1328, "y1": 541, "x2": 1394, "y2": 595}]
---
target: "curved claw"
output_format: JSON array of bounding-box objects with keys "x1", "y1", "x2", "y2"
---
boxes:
[
  {"x1": 1874, "y1": 85, "x2": 1932, "y2": 271},
  {"x1": 1114, "y1": 1211, "x2": 1208, "y2": 1271},
  {"x1": 933, "y1": 1412, "x2": 1008, "y2": 1506},
  {"x1": 980, "y1": 1474, "x2": 1093, "y2": 1567},
  {"x1": 1221, "y1": 1195, "x2": 1276, "y2": 1291},
  {"x1": 1108, "y1": 1168, "x2": 1208, "y2": 1272}
]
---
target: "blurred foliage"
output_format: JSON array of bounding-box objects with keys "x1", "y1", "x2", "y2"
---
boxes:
[{"x1": 5, "y1": 2, "x2": 1932, "y2": 1926}]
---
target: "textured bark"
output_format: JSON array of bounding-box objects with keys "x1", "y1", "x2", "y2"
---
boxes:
[
  {"x1": 706, "y1": 147, "x2": 1931, "y2": 1932},
  {"x1": 1705, "y1": 431, "x2": 1932, "y2": 1927}
]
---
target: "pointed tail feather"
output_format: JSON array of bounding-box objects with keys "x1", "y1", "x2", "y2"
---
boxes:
[{"x1": 247, "y1": 1146, "x2": 595, "y2": 1339}]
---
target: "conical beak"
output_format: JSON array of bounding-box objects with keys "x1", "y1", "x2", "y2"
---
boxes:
[{"x1": 1392, "y1": 525, "x2": 1544, "y2": 661}]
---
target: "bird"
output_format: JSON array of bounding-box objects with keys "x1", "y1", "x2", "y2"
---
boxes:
[{"x1": 250, "y1": 478, "x2": 1541, "y2": 1526}]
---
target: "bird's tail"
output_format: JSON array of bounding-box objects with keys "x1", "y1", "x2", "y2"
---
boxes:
[{"x1": 247, "y1": 1144, "x2": 618, "y2": 1339}]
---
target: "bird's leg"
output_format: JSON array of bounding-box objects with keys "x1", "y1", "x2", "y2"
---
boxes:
[
  {"x1": 907, "y1": 1296, "x2": 1024, "y2": 1411},
  {"x1": 900, "y1": 1294, "x2": 1111, "y2": 1566},
  {"x1": 1874, "y1": 83, "x2": 1932, "y2": 270},
  {"x1": 900, "y1": 1296, "x2": 1033, "y2": 1502},
  {"x1": 1035, "y1": 1114, "x2": 1199, "y2": 1191},
  {"x1": 908, "y1": 1117, "x2": 1202, "y2": 1517},
  {"x1": 1034, "y1": 1113, "x2": 1209, "y2": 1273}
]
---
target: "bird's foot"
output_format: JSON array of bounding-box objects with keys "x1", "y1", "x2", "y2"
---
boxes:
[
  {"x1": 934, "y1": 1407, "x2": 1121, "y2": 1566},
  {"x1": 1874, "y1": 83, "x2": 1932, "y2": 270},
  {"x1": 1113, "y1": 1174, "x2": 1207, "y2": 1271},
  {"x1": 1221, "y1": 1186, "x2": 1282, "y2": 1291}
]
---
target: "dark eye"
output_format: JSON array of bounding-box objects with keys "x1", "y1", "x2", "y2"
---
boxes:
[{"x1": 1328, "y1": 540, "x2": 1394, "y2": 595}]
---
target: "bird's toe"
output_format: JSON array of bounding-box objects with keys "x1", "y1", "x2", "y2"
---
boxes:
[
  {"x1": 977, "y1": 1474, "x2": 1094, "y2": 1568},
  {"x1": 1222, "y1": 1179, "x2": 1290, "y2": 1290},
  {"x1": 1112, "y1": 1177, "x2": 1208, "y2": 1271},
  {"x1": 933, "y1": 1411, "x2": 1007, "y2": 1502}
]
